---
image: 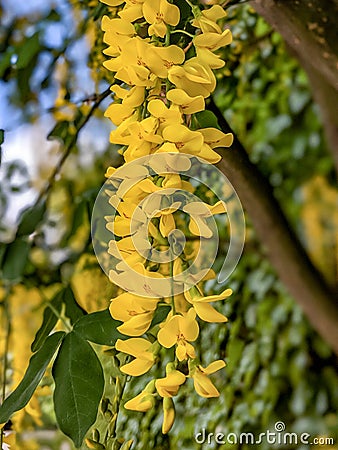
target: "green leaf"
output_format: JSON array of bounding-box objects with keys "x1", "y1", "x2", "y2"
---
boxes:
[
  {"x1": 52, "y1": 332, "x2": 104, "y2": 448},
  {"x1": 0, "y1": 129, "x2": 4, "y2": 146},
  {"x1": 73, "y1": 309, "x2": 124, "y2": 346},
  {"x1": 47, "y1": 121, "x2": 70, "y2": 144},
  {"x1": 31, "y1": 290, "x2": 64, "y2": 352},
  {"x1": 0, "y1": 331, "x2": 65, "y2": 424},
  {"x1": 1, "y1": 237, "x2": 30, "y2": 280},
  {"x1": 192, "y1": 110, "x2": 220, "y2": 130},
  {"x1": 150, "y1": 305, "x2": 171, "y2": 328},
  {"x1": 16, "y1": 32, "x2": 41, "y2": 69},
  {"x1": 64, "y1": 286, "x2": 86, "y2": 324},
  {"x1": 16, "y1": 200, "x2": 46, "y2": 237}
]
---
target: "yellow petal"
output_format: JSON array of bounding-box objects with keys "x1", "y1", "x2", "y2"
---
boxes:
[
  {"x1": 193, "y1": 372, "x2": 220, "y2": 398},
  {"x1": 124, "y1": 391, "x2": 154, "y2": 412},
  {"x1": 115, "y1": 337, "x2": 151, "y2": 356},
  {"x1": 204, "y1": 360, "x2": 226, "y2": 375},
  {"x1": 120, "y1": 357, "x2": 154, "y2": 376},
  {"x1": 157, "y1": 316, "x2": 179, "y2": 348},
  {"x1": 117, "y1": 312, "x2": 154, "y2": 336},
  {"x1": 193, "y1": 302, "x2": 228, "y2": 323}
]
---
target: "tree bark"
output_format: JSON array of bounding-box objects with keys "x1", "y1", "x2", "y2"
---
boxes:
[
  {"x1": 251, "y1": 0, "x2": 338, "y2": 172},
  {"x1": 209, "y1": 98, "x2": 338, "y2": 356}
]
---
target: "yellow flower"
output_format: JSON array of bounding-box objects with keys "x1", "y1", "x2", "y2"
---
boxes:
[
  {"x1": 184, "y1": 287, "x2": 232, "y2": 322},
  {"x1": 200, "y1": 127, "x2": 233, "y2": 149},
  {"x1": 104, "y1": 103, "x2": 137, "y2": 126},
  {"x1": 101, "y1": 17, "x2": 135, "y2": 57},
  {"x1": 109, "y1": 116, "x2": 162, "y2": 161},
  {"x1": 143, "y1": 0, "x2": 180, "y2": 38},
  {"x1": 100, "y1": 0, "x2": 124, "y2": 7},
  {"x1": 162, "y1": 124, "x2": 203, "y2": 154},
  {"x1": 157, "y1": 308, "x2": 199, "y2": 361},
  {"x1": 115, "y1": 338, "x2": 157, "y2": 376},
  {"x1": 111, "y1": 84, "x2": 145, "y2": 107},
  {"x1": 147, "y1": 45, "x2": 185, "y2": 78},
  {"x1": 147, "y1": 99, "x2": 183, "y2": 130},
  {"x1": 192, "y1": 5, "x2": 227, "y2": 34},
  {"x1": 109, "y1": 292, "x2": 159, "y2": 336},
  {"x1": 166, "y1": 89, "x2": 205, "y2": 114},
  {"x1": 162, "y1": 397, "x2": 175, "y2": 434},
  {"x1": 104, "y1": 37, "x2": 156, "y2": 88},
  {"x1": 168, "y1": 57, "x2": 216, "y2": 98},
  {"x1": 124, "y1": 380, "x2": 156, "y2": 412},
  {"x1": 109, "y1": 262, "x2": 172, "y2": 297},
  {"x1": 194, "y1": 29, "x2": 232, "y2": 52},
  {"x1": 118, "y1": 0, "x2": 146, "y2": 23},
  {"x1": 183, "y1": 200, "x2": 227, "y2": 238},
  {"x1": 108, "y1": 236, "x2": 146, "y2": 269},
  {"x1": 190, "y1": 360, "x2": 226, "y2": 398},
  {"x1": 155, "y1": 364, "x2": 186, "y2": 397}
]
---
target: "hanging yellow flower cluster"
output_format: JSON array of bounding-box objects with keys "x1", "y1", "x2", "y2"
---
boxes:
[{"x1": 100, "y1": 0, "x2": 233, "y2": 433}]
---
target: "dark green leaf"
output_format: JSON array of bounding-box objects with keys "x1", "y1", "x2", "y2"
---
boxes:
[
  {"x1": 31, "y1": 290, "x2": 64, "y2": 352},
  {"x1": 16, "y1": 200, "x2": 46, "y2": 237},
  {"x1": 150, "y1": 305, "x2": 171, "y2": 329},
  {"x1": 47, "y1": 121, "x2": 70, "y2": 144},
  {"x1": 64, "y1": 286, "x2": 86, "y2": 324},
  {"x1": 0, "y1": 332, "x2": 65, "y2": 424},
  {"x1": 0, "y1": 129, "x2": 4, "y2": 146},
  {"x1": 192, "y1": 110, "x2": 220, "y2": 130},
  {"x1": 73, "y1": 309, "x2": 124, "y2": 346},
  {"x1": 52, "y1": 332, "x2": 104, "y2": 448},
  {"x1": 1, "y1": 237, "x2": 30, "y2": 280},
  {"x1": 16, "y1": 32, "x2": 41, "y2": 69}
]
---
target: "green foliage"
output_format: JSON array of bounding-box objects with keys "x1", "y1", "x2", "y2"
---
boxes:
[
  {"x1": 1, "y1": 237, "x2": 31, "y2": 281},
  {"x1": 52, "y1": 332, "x2": 105, "y2": 448},
  {"x1": 73, "y1": 309, "x2": 124, "y2": 346},
  {"x1": 31, "y1": 289, "x2": 64, "y2": 352},
  {"x1": 16, "y1": 200, "x2": 46, "y2": 237},
  {"x1": 0, "y1": 331, "x2": 65, "y2": 424}
]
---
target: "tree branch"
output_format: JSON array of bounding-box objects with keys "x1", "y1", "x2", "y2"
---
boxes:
[
  {"x1": 251, "y1": 0, "x2": 338, "y2": 172},
  {"x1": 208, "y1": 97, "x2": 338, "y2": 356}
]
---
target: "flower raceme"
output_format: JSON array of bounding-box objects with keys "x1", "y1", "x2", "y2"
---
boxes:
[{"x1": 99, "y1": 0, "x2": 234, "y2": 434}]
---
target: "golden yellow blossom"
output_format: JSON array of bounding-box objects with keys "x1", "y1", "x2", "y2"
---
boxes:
[
  {"x1": 155, "y1": 364, "x2": 186, "y2": 397},
  {"x1": 143, "y1": 0, "x2": 180, "y2": 37},
  {"x1": 124, "y1": 380, "x2": 156, "y2": 412},
  {"x1": 115, "y1": 338, "x2": 157, "y2": 376},
  {"x1": 191, "y1": 360, "x2": 226, "y2": 398},
  {"x1": 166, "y1": 89, "x2": 205, "y2": 114},
  {"x1": 157, "y1": 309, "x2": 199, "y2": 361},
  {"x1": 110, "y1": 292, "x2": 159, "y2": 336},
  {"x1": 185, "y1": 288, "x2": 232, "y2": 322}
]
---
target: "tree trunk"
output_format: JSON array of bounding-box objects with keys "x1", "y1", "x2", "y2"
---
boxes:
[
  {"x1": 251, "y1": 0, "x2": 338, "y2": 172},
  {"x1": 209, "y1": 98, "x2": 338, "y2": 356}
]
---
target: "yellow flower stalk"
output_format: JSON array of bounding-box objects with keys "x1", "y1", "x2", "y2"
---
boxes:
[{"x1": 99, "y1": 0, "x2": 235, "y2": 433}]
